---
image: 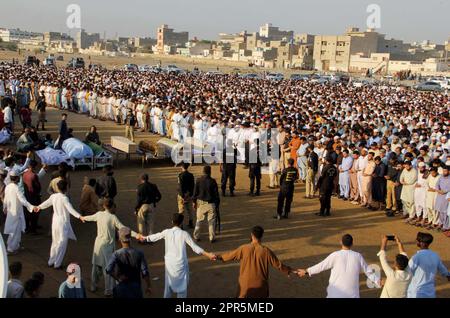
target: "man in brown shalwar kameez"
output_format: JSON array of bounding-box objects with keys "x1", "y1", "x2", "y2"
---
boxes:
[{"x1": 217, "y1": 226, "x2": 292, "y2": 298}]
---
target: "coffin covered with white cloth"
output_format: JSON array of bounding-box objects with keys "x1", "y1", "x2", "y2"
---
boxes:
[
  {"x1": 62, "y1": 138, "x2": 94, "y2": 159},
  {"x1": 36, "y1": 147, "x2": 74, "y2": 167}
]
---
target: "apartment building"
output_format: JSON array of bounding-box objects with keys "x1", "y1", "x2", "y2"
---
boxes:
[
  {"x1": 259, "y1": 23, "x2": 294, "y2": 41},
  {"x1": 313, "y1": 27, "x2": 412, "y2": 72},
  {"x1": 156, "y1": 24, "x2": 189, "y2": 54},
  {"x1": 76, "y1": 29, "x2": 100, "y2": 49}
]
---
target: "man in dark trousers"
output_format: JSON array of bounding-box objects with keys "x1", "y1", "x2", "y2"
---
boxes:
[
  {"x1": 248, "y1": 140, "x2": 262, "y2": 196},
  {"x1": 193, "y1": 165, "x2": 220, "y2": 243},
  {"x1": 22, "y1": 160, "x2": 47, "y2": 234},
  {"x1": 95, "y1": 165, "x2": 118, "y2": 208},
  {"x1": 220, "y1": 140, "x2": 237, "y2": 197},
  {"x1": 315, "y1": 156, "x2": 338, "y2": 217},
  {"x1": 106, "y1": 227, "x2": 151, "y2": 298},
  {"x1": 55, "y1": 113, "x2": 69, "y2": 149},
  {"x1": 275, "y1": 158, "x2": 299, "y2": 220},
  {"x1": 35, "y1": 91, "x2": 46, "y2": 131},
  {"x1": 177, "y1": 163, "x2": 195, "y2": 228},
  {"x1": 135, "y1": 173, "x2": 162, "y2": 236}
]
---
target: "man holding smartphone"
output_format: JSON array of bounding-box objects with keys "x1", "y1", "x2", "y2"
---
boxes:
[{"x1": 377, "y1": 235, "x2": 412, "y2": 298}]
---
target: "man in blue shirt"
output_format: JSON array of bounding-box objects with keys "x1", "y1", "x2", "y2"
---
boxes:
[
  {"x1": 106, "y1": 227, "x2": 151, "y2": 298},
  {"x1": 407, "y1": 232, "x2": 450, "y2": 298}
]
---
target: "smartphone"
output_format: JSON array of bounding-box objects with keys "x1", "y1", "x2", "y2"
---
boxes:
[{"x1": 386, "y1": 235, "x2": 395, "y2": 241}]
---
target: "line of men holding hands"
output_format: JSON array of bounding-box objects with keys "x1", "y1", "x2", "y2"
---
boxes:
[{"x1": 3, "y1": 157, "x2": 450, "y2": 298}]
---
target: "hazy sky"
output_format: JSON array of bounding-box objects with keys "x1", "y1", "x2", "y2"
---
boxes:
[{"x1": 1, "y1": 0, "x2": 449, "y2": 43}]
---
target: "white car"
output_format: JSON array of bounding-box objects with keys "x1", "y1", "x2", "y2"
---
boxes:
[
  {"x1": 428, "y1": 78, "x2": 449, "y2": 90},
  {"x1": 206, "y1": 70, "x2": 223, "y2": 76},
  {"x1": 266, "y1": 73, "x2": 284, "y2": 81},
  {"x1": 415, "y1": 81, "x2": 444, "y2": 91},
  {"x1": 165, "y1": 65, "x2": 184, "y2": 74},
  {"x1": 43, "y1": 57, "x2": 56, "y2": 67},
  {"x1": 239, "y1": 73, "x2": 260, "y2": 79},
  {"x1": 352, "y1": 79, "x2": 372, "y2": 88},
  {"x1": 138, "y1": 65, "x2": 151, "y2": 72}
]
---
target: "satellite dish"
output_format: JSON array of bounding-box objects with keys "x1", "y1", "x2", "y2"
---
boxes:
[{"x1": 0, "y1": 235, "x2": 7, "y2": 298}]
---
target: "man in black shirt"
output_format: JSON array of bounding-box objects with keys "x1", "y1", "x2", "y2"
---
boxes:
[
  {"x1": 55, "y1": 113, "x2": 69, "y2": 149},
  {"x1": 177, "y1": 163, "x2": 195, "y2": 228},
  {"x1": 106, "y1": 227, "x2": 151, "y2": 298},
  {"x1": 275, "y1": 158, "x2": 299, "y2": 220},
  {"x1": 135, "y1": 173, "x2": 161, "y2": 236},
  {"x1": 193, "y1": 165, "x2": 220, "y2": 243},
  {"x1": 35, "y1": 91, "x2": 46, "y2": 131},
  {"x1": 315, "y1": 156, "x2": 338, "y2": 216},
  {"x1": 95, "y1": 165, "x2": 117, "y2": 207},
  {"x1": 248, "y1": 141, "x2": 262, "y2": 196},
  {"x1": 125, "y1": 108, "x2": 136, "y2": 142},
  {"x1": 220, "y1": 140, "x2": 237, "y2": 197}
]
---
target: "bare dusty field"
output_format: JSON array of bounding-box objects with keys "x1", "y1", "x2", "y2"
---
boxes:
[
  {"x1": 0, "y1": 50, "x2": 289, "y2": 75},
  {"x1": 2, "y1": 107, "x2": 449, "y2": 298}
]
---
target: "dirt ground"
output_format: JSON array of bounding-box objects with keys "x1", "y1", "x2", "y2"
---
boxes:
[
  {"x1": 2, "y1": 106, "x2": 450, "y2": 298},
  {"x1": 0, "y1": 50, "x2": 291, "y2": 75}
]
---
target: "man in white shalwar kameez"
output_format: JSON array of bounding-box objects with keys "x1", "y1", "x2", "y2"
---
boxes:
[
  {"x1": 3, "y1": 171, "x2": 35, "y2": 254},
  {"x1": 400, "y1": 161, "x2": 418, "y2": 221},
  {"x1": 37, "y1": 179, "x2": 84, "y2": 269},
  {"x1": 171, "y1": 111, "x2": 181, "y2": 141},
  {"x1": 141, "y1": 213, "x2": 215, "y2": 298},
  {"x1": 413, "y1": 162, "x2": 428, "y2": 222},
  {"x1": 356, "y1": 149, "x2": 368, "y2": 201},
  {"x1": 338, "y1": 150, "x2": 353, "y2": 199},
  {"x1": 297, "y1": 234, "x2": 379, "y2": 298}
]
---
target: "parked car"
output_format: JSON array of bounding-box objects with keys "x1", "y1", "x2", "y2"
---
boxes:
[
  {"x1": 239, "y1": 73, "x2": 260, "y2": 79},
  {"x1": 56, "y1": 55, "x2": 64, "y2": 61},
  {"x1": 330, "y1": 74, "x2": 350, "y2": 84},
  {"x1": 351, "y1": 79, "x2": 373, "y2": 88},
  {"x1": 427, "y1": 77, "x2": 449, "y2": 90},
  {"x1": 43, "y1": 56, "x2": 56, "y2": 67},
  {"x1": 124, "y1": 63, "x2": 138, "y2": 72},
  {"x1": 150, "y1": 65, "x2": 163, "y2": 73},
  {"x1": 67, "y1": 57, "x2": 85, "y2": 69},
  {"x1": 415, "y1": 81, "x2": 444, "y2": 92},
  {"x1": 165, "y1": 64, "x2": 184, "y2": 74},
  {"x1": 290, "y1": 74, "x2": 309, "y2": 81},
  {"x1": 138, "y1": 64, "x2": 151, "y2": 72},
  {"x1": 266, "y1": 73, "x2": 284, "y2": 81},
  {"x1": 24, "y1": 55, "x2": 39, "y2": 66},
  {"x1": 206, "y1": 70, "x2": 223, "y2": 76}
]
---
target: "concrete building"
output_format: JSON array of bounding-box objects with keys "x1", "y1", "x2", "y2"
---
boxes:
[
  {"x1": 76, "y1": 29, "x2": 100, "y2": 49},
  {"x1": 349, "y1": 53, "x2": 390, "y2": 74},
  {"x1": 156, "y1": 24, "x2": 189, "y2": 54},
  {"x1": 43, "y1": 32, "x2": 73, "y2": 46},
  {"x1": 259, "y1": 23, "x2": 294, "y2": 41},
  {"x1": 291, "y1": 34, "x2": 315, "y2": 69},
  {"x1": 188, "y1": 41, "x2": 213, "y2": 56},
  {"x1": 349, "y1": 52, "x2": 448, "y2": 75},
  {"x1": 313, "y1": 27, "x2": 411, "y2": 72},
  {"x1": 0, "y1": 28, "x2": 43, "y2": 43},
  {"x1": 388, "y1": 58, "x2": 448, "y2": 74}
]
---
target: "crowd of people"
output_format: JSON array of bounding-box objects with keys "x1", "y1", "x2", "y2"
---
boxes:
[{"x1": 1, "y1": 60, "x2": 449, "y2": 298}]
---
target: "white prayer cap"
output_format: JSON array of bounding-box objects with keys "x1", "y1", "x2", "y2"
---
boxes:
[
  {"x1": 418, "y1": 162, "x2": 426, "y2": 168},
  {"x1": 9, "y1": 170, "x2": 19, "y2": 177}
]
